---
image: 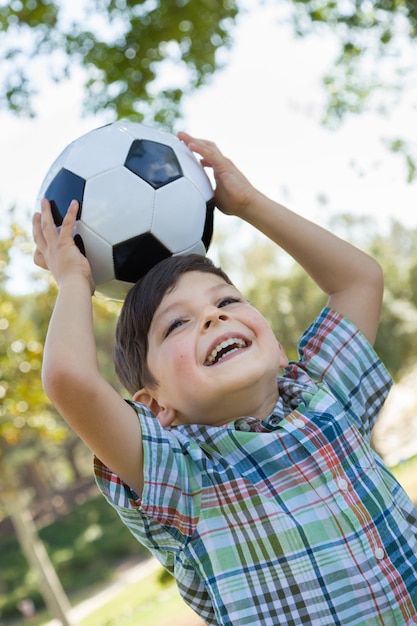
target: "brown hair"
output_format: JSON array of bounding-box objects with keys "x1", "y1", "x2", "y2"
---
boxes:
[{"x1": 113, "y1": 254, "x2": 233, "y2": 395}]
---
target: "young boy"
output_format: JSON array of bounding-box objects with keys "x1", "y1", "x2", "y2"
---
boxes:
[{"x1": 33, "y1": 133, "x2": 417, "y2": 625}]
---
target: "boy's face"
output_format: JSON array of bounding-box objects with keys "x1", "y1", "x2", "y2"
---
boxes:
[{"x1": 135, "y1": 271, "x2": 288, "y2": 427}]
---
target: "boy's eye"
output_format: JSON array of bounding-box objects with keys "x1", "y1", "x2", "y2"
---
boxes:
[
  {"x1": 165, "y1": 318, "x2": 185, "y2": 337},
  {"x1": 163, "y1": 297, "x2": 241, "y2": 337},
  {"x1": 218, "y1": 296, "x2": 241, "y2": 308}
]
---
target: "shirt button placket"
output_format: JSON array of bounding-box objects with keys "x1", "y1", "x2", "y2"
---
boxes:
[
  {"x1": 374, "y1": 547, "x2": 385, "y2": 561},
  {"x1": 337, "y1": 478, "x2": 349, "y2": 492}
]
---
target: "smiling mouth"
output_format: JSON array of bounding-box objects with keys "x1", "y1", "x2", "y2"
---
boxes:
[{"x1": 204, "y1": 337, "x2": 249, "y2": 366}]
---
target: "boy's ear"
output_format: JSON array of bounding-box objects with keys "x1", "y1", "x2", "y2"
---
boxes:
[{"x1": 133, "y1": 389, "x2": 177, "y2": 428}]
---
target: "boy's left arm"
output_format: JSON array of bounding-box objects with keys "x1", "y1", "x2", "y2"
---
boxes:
[
  {"x1": 179, "y1": 133, "x2": 383, "y2": 346},
  {"x1": 240, "y1": 194, "x2": 384, "y2": 346}
]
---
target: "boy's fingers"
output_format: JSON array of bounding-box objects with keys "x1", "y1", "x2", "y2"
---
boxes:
[
  {"x1": 40, "y1": 197, "x2": 53, "y2": 217},
  {"x1": 40, "y1": 198, "x2": 58, "y2": 237},
  {"x1": 32, "y1": 211, "x2": 46, "y2": 249},
  {"x1": 33, "y1": 248, "x2": 48, "y2": 270},
  {"x1": 32, "y1": 210, "x2": 41, "y2": 233},
  {"x1": 40, "y1": 198, "x2": 79, "y2": 242},
  {"x1": 181, "y1": 136, "x2": 230, "y2": 175},
  {"x1": 178, "y1": 132, "x2": 217, "y2": 160},
  {"x1": 60, "y1": 200, "x2": 79, "y2": 236},
  {"x1": 64, "y1": 199, "x2": 79, "y2": 217},
  {"x1": 32, "y1": 212, "x2": 48, "y2": 269}
]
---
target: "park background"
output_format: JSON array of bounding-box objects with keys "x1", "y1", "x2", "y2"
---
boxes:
[{"x1": 1, "y1": 0, "x2": 417, "y2": 623}]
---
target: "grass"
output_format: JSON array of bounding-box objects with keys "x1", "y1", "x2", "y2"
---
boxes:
[
  {"x1": 15, "y1": 565, "x2": 202, "y2": 626},
  {"x1": 75, "y1": 568, "x2": 201, "y2": 626}
]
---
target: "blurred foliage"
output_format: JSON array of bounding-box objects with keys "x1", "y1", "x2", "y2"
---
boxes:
[
  {"x1": 1, "y1": 1, "x2": 416, "y2": 175},
  {"x1": 0, "y1": 0, "x2": 239, "y2": 127},
  {"x1": 0, "y1": 222, "x2": 123, "y2": 485},
  {"x1": 0, "y1": 0, "x2": 416, "y2": 125},
  {"x1": 385, "y1": 138, "x2": 417, "y2": 184},
  {"x1": 369, "y1": 221, "x2": 417, "y2": 377},
  {"x1": 0, "y1": 225, "x2": 63, "y2": 461},
  {"x1": 289, "y1": 0, "x2": 417, "y2": 178},
  {"x1": 288, "y1": 0, "x2": 417, "y2": 124},
  {"x1": 0, "y1": 494, "x2": 147, "y2": 621}
]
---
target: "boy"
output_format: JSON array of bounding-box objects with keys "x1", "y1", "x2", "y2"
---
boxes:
[{"x1": 33, "y1": 133, "x2": 417, "y2": 625}]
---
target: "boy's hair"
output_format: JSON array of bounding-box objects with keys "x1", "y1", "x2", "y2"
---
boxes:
[{"x1": 113, "y1": 254, "x2": 234, "y2": 395}]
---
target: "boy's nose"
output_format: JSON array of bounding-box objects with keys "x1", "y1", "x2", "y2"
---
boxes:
[{"x1": 202, "y1": 306, "x2": 229, "y2": 330}]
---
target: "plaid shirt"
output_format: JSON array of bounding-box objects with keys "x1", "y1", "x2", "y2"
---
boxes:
[{"x1": 95, "y1": 308, "x2": 417, "y2": 625}]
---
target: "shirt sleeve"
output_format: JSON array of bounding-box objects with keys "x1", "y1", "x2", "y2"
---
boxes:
[
  {"x1": 94, "y1": 400, "x2": 202, "y2": 540},
  {"x1": 289, "y1": 307, "x2": 393, "y2": 436},
  {"x1": 174, "y1": 556, "x2": 219, "y2": 626},
  {"x1": 94, "y1": 403, "x2": 214, "y2": 621},
  {"x1": 94, "y1": 458, "x2": 182, "y2": 567}
]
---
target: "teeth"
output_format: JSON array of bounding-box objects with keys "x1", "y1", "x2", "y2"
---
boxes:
[{"x1": 205, "y1": 337, "x2": 247, "y2": 366}]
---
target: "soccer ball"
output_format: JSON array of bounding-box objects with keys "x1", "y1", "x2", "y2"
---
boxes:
[{"x1": 37, "y1": 120, "x2": 215, "y2": 300}]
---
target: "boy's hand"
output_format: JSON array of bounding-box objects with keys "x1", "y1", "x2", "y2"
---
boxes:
[
  {"x1": 32, "y1": 199, "x2": 95, "y2": 294},
  {"x1": 178, "y1": 132, "x2": 261, "y2": 219}
]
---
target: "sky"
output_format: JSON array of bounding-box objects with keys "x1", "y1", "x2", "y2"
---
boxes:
[{"x1": 1, "y1": 1, "x2": 416, "y2": 289}]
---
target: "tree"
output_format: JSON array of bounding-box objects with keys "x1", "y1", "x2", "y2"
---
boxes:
[
  {"x1": 0, "y1": 224, "x2": 63, "y2": 464},
  {"x1": 0, "y1": 0, "x2": 238, "y2": 126},
  {"x1": 2, "y1": 477, "x2": 74, "y2": 626},
  {"x1": 1, "y1": 1, "x2": 416, "y2": 182},
  {"x1": 0, "y1": 223, "x2": 125, "y2": 623},
  {"x1": 289, "y1": 0, "x2": 417, "y2": 121},
  {"x1": 288, "y1": 0, "x2": 417, "y2": 179},
  {"x1": 0, "y1": 224, "x2": 76, "y2": 623},
  {"x1": 0, "y1": 223, "x2": 124, "y2": 481},
  {"x1": 1, "y1": 1, "x2": 416, "y2": 129},
  {"x1": 370, "y1": 221, "x2": 417, "y2": 378}
]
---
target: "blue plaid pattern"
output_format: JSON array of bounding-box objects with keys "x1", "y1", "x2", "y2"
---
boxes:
[{"x1": 95, "y1": 308, "x2": 417, "y2": 625}]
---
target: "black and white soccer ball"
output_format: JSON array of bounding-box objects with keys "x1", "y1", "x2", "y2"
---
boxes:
[{"x1": 37, "y1": 120, "x2": 215, "y2": 300}]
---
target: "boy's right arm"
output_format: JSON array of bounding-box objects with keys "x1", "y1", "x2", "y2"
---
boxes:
[{"x1": 33, "y1": 200, "x2": 144, "y2": 496}]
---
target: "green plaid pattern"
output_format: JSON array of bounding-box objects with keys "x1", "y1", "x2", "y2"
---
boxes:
[{"x1": 95, "y1": 308, "x2": 417, "y2": 625}]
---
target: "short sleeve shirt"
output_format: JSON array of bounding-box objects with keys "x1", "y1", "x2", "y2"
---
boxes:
[{"x1": 94, "y1": 308, "x2": 417, "y2": 625}]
